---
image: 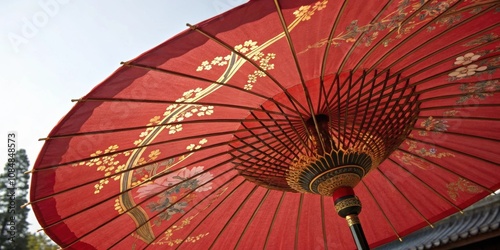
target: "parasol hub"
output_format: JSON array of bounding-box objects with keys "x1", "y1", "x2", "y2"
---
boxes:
[
  {"x1": 235, "y1": 71, "x2": 418, "y2": 196},
  {"x1": 286, "y1": 114, "x2": 384, "y2": 196}
]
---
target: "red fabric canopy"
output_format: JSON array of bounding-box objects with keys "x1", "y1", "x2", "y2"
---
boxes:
[{"x1": 31, "y1": 0, "x2": 500, "y2": 249}]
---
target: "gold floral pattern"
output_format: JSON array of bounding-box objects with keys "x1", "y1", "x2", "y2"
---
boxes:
[
  {"x1": 397, "y1": 115, "x2": 455, "y2": 164},
  {"x1": 73, "y1": 145, "x2": 136, "y2": 194},
  {"x1": 153, "y1": 216, "x2": 206, "y2": 246},
  {"x1": 442, "y1": 110, "x2": 459, "y2": 117},
  {"x1": 406, "y1": 140, "x2": 455, "y2": 159},
  {"x1": 396, "y1": 116, "x2": 455, "y2": 168},
  {"x1": 75, "y1": 139, "x2": 207, "y2": 196},
  {"x1": 299, "y1": 0, "x2": 459, "y2": 53},
  {"x1": 419, "y1": 116, "x2": 449, "y2": 136},
  {"x1": 195, "y1": 0, "x2": 329, "y2": 89},
  {"x1": 70, "y1": 1, "x2": 338, "y2": 246},
  {"x1": 293, "y1": 0, "x2": 328, "y2": 21},
  {"x1": 130, "y1": 159, "x2": 175, "y2": 188},
  {"x1": 394, "y1": 151, "x2": 432, "y2": 170},
  {"x1": 152, "y1": 87, "x2": 216, "y2": 136},
  {"x1": 463, "y1": 33, "x2": 498, "y2": 47},
  {"x1": 196, "y1": 40, "x2": 276, "y2": 87},
  {"x1": 447, "y1": 178, "x2": 482, "y2": 201},
  {"x1": 119, "y1": 2, "x2": 328, "y2": 244},
  {"x1": 457, "y1": 80, "x2": 500, "y2": 104}
]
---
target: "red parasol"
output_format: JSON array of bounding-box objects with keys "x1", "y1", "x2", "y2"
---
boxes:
[{"x1": 30, "y1": 0, "x2": 500, "y2": 249}]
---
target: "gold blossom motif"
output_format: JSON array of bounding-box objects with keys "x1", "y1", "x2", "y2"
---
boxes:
[
  {"x1": 116, "y1": 138, "x2": 209, "y2": 210},
  {"x1": 299, "y1": 0, "x2": 459, "y2": 53},
  {"x1": 394, "y1": 151, "x2": 432, "y2": 170},
  {"x1": 69, "y1": 1, "x2": 342, "y2": 245},
  {"x1": 457, "y1": 80, "x2": 500, "y2": 104},
  {"x1": 112, "y1": 138, "x2": 210, "y2": 245},
  {"x1": 152, "y1": 215, "x2": 209, "y2": 247},
  {"x1": 396, "y1": 114, "x2": 455, "y2": 167},
  {"x1": 419, "y1": 116, "x2": 449, "y2": 136},
  {"x1": 114, "y1": 198, "x2": 125, "y2": 214},
  {"x1": 73, "y1": 145, "x2": 140, "y2": 194},
  {"x1": 113, "y1": 82, "x2": 216, "y2": 203},
  {"x1": 447, "y1": 178, "x2": 482, "y2": 201},
  {"x1": 463, "y1": 33, "x2": 498, "y2": 47},
  {"x1": 293, "y1": 0, "x2": 328, "y2": 21},
  {"x1": 120, "y1": 2, "x2": 330, "y2": 244},
  {"x1": 442, "y1": 110, "x2": 459, "y2": 117},
  {"x1": 406, "y1": 141, "x2": 455, "y2": 159},
  {"x1": 196, "y1": 40, "x2": 276, "y2": 88}
]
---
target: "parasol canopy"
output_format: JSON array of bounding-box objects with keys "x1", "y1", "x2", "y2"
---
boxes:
[{"x1": 30, "y1": 0, "x2": 500, "y2": 249}]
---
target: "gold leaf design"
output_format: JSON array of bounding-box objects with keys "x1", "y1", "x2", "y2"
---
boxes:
[
  {"x1": 119, "y1": 1, "x2": 326, "y2": 243},
  {"x1": 153, "y1": 215, "x2": 209, "y2": 247},
  {"x1": 405, "y1": 141, "x2": 455, "y2": 159},
  {"x1": 462, "y1": 33, "x2": 498, "y2": 47},
  {"x1": 114, "y1": 198, "x2": 125, "y2": 214},
  {"x1": 447, "y1": 178, "x2": 482, "y2": 201},
  {"x1": 394, "y1": 151, "x2": 432, "y2": 170},
  {"x1": 293, "y1": 0, "x2": 328, "y2": 21},
  {"x1": 186, "y1": 138, "x2": 208, "y2": 152},
  {"x1": 73, "y1": 145, "x2": 120, "y2": 193},
  {"x1": 114, "y1": 139, "x2": 208, "y2": 219},
  {"x1": 196, "y1": 40, "x2": 276, "y2": 88},
  {"x1": 73, "y1": 144, "x2": 162, "y2": 194},
  {"x1": 419, "y1": 116, "x2": 449, "y2": 136},
  {"x1": 457, "y1": 80, "x2": 500, "y2": 104},
  {"x1": 299, "y1": 0, "x2": 459, "y2": 54},
  {"x1": 442, "y1": 110, "x2": 459, "y2": 117}
]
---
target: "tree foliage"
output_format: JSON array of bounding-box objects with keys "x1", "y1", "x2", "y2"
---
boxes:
[
  {"x1": 27, "y1": 232, "x2": 58, "y2": 250},
  {"x1": 0, "y1": 149, "x2": 57, "y2": 249}
]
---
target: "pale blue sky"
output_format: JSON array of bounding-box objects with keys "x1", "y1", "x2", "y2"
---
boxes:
[{"x1": 1, "y1": 0, "x2": 245, "y2": 233}]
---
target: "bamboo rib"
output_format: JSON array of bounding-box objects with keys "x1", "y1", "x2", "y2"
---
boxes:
[
  {"x1": 388, "y1": 158, "x2": 464, "y2": 213},
  {"x1": 361, "y1": 180, "x2": 403, "y2": 242},
  {"x1": 263, "y1": 191, "x2": 286, "y2": 250}
]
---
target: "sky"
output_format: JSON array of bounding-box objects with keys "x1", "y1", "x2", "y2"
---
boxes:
[{"x1": 0, "y1": 0, "x2": 246, "y2": 234}]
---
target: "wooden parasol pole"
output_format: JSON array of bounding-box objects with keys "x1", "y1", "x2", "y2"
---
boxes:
[{"x1": 333, "y1": 187, "x2": 370, "y2": 250}]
